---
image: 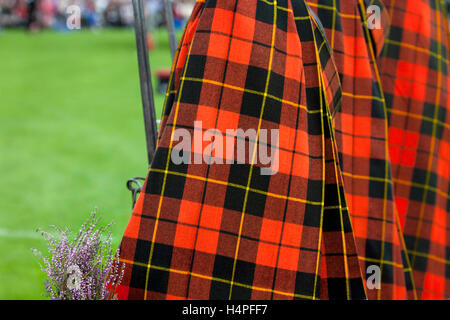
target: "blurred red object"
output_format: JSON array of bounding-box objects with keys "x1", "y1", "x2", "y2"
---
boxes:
[{"x1": 146, "y1": 32, "x2": 155, "y2": 51}]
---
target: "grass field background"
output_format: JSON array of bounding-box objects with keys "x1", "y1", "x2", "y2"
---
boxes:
[{"x1": 0, "y1": 28, "x2": 173, "y2": 299}]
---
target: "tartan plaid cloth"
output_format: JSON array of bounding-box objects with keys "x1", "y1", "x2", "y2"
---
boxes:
[
  {"x1": 118, "y1": 0, "x2": 366, "y2": 300},
  {"x1": 377, "y1": 0, "x2": 450, "y2": 299},
  {"x1": 305, "y1": 0, "x2": 416, "y2": 300},
  {"x1": 117, "y1": 0, "x2": 449, "y2": 300}
]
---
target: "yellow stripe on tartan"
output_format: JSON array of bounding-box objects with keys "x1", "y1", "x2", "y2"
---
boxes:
[
  {"x1": 407, "y1": 250, "x2": 450, "y2": 265},
  {"x1": 142, "y1": 25, "x2": 199, "y2": 300},
  {"x1": 337, "y1": 13, "x2": 360, "y2": 20},
  {"x1": 120, "y1": 259, "x2": 315, "y2": 300},
  {"x1": 229, "y1": 0, "x2": 278, "y2": 300},
  {"x1": 149, "y1": 168, "x2": 324, "y2": 205},
  {"x1": 384, "y1": 39, "x2": 449, "y2": 65},
  {"x1": 359, "y1": 256, "x2": 407, "y2": 269},
  {"x1": 180, "y1": 77, "x2": 316, "y2": 114},
  {"x1": 342, "y1": 91, "x2": 385, "y2": 103},
  {"x1": 411, "y1": 0, "x2": 445, "y2": 269},
  {"x1": 342, "y1": 171, "x2": 389, "y2": 183},
  {"x1": 343, "y1": 172, "x2": 449, "y2": 201},
  {"x1": 294, "y1": 16, "x2": 310, "y2": 21},
  {"x1": 393, "y1": 178, "x2": 450, "y2": 200},
  {"x1": 387, "y1": 108, "x2": 450, "y2": 130}
]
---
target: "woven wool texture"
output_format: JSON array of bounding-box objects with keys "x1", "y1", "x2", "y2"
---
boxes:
[{"x1": 117, "y1": 0, "x2": 449, "y2": 300}]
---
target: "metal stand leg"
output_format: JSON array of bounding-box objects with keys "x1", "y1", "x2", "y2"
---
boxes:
[
  {"x1": 132, "y1": 0, "x2": 158, "y2": 166},
  {"x1": 164, "y1": 0, "x2": 178, "y2": 59}
]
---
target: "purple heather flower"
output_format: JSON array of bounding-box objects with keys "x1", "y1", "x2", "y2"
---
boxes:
[{"x1": 31, "y1": 209, "x2": 125, "y2": 300}]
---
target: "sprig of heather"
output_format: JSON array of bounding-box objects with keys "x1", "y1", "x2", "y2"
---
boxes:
[{"x1": 31, "y1": 209, "x2": 125, "y2": 300}]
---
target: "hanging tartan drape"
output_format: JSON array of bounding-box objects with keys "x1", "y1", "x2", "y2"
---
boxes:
[
  {"x1": 305, "y1": 0, "x2": 416, "y2": 300},
  {"x1": 377, "y1": 0, "x2": 450, "y2": 299},
  {"x1": 117, "y1": 0, "x2": 449, "y2": 300}
]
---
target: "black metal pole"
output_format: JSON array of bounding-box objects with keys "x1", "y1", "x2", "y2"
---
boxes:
[
  {"x1": 132, "y1": 0, "x2": 158, "y2": 166},
  {"x1": 164, "y1": 0, "x2": 178, "y2": 59}
]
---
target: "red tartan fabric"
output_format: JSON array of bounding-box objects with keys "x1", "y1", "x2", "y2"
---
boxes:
[
  {"x1": 116, "y1": 0, "x2": 449, "y2": 300},
  {"x1": 118, "y1": 0, "x2": 366, "y2": 300},
  {"x1": 378, "y1": 0, "x2": 450, "y2": 299},
  {"x1": 306, "y1": 0, "x2": 415, "y2": 300}
]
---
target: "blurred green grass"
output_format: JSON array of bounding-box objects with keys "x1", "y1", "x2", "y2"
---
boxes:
[{"x1": 0, "y1": 28, "x2": 173, "y2": 299}]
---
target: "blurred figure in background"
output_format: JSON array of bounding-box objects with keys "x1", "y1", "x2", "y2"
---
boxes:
[
  {"x1": 0, "y1": 0, "x2": 195, "y2": 31},
  {"x1": 145, "y1": 0, "x2": 163, "y2": 30},
  {"x1": 104, "y1": 0, "x2": 133, "y2": 27},
  {"x1": 25, "y1": 0, "x2": 38, "y2": 30},
  {"x1": 38, "y1": 0, "x2": 57, "y2": 28},
  {"x1": 25, "y1": 0, "x2": 57, "y2": 31},
  {"x1": 0, "y1": 0, "x2": 28, "y2": 28},
  {"x1": 172, "y1": 0, "x2": 193, "y2": 28}
]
